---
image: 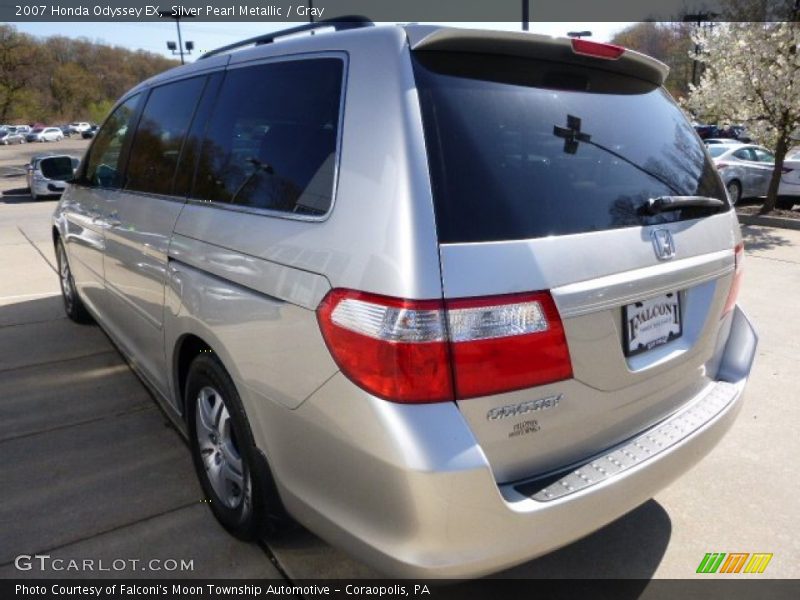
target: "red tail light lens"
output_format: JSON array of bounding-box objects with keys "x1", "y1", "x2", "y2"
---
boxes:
[
  {"x1": 317, "y1": 289, "x2": 573, "y2": 403},
  {"x1": 571, "y1": 39, "x2": 625, "y2": 60},
  {"x1": 722, "y1": 243, "x2": 744, "y2": 317},
  {"x1": 446, "y1": 292, "x2": 573, "y2": 399},
  {"x1": 316, "y1": 290, "x2": 452, "y2": 403}
]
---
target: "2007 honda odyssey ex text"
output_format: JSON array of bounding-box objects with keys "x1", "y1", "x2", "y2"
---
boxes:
[{"x1": 52, "y1": 20, "x2": 758, "y2": 578}]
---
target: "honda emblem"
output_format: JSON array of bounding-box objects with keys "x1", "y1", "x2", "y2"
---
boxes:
[{"x1": 651, "y1": 229, "x2": 676, "y2": 261}]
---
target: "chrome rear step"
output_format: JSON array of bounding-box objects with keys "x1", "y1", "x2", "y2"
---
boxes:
[{"x1": 515, "y1": 381, "x2": 739, "y2": 502}]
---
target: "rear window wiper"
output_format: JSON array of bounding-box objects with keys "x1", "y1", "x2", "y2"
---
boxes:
[{"x1": 640, "y1": 196, "x2": 726, "y2": 215}]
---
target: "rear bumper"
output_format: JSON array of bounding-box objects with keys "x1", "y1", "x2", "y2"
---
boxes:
[
  {"x1": 778, "y1": 180, "x2": 800, "y2": 196},
  {"x1": 253, "y1": 306, "x2": 757, "y2": 579},
  {"x1": 32, "y1": 180, "x2": 64, "y2": 197}
]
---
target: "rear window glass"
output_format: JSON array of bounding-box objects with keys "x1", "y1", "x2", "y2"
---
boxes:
[
  {"x1": 40, "y1": 156, "x2": 74, "y2": 180},
  {"x1": 413, "y1": 52, "x2": 728, "y2": 243}
]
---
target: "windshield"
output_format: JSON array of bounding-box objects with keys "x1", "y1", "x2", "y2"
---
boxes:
[{"x1": 413, "y1": 52, "x2": 728, "y2": 243}]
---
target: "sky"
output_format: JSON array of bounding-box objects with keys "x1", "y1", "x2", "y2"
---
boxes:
[{"x1": 13, "y1": 21, "x2": 632, "y2": 60}]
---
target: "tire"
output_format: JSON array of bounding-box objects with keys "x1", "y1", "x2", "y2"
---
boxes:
[
  {"x1": 726, "y1": 180, "x2": 741, "y2": 205},
  {"x1": 186, "y1": 353, "x2": 284, "y2": 540},
  {"x1": 56, "y1": 238, "x2": 92, "y2": 323},
  {"x1": 776, "y1": 197, "x2": 796, "y2": 210}
]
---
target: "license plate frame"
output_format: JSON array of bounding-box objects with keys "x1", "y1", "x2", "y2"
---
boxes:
[{"x1": 623, "y1": 292, "x2": 683, "y2": 357}]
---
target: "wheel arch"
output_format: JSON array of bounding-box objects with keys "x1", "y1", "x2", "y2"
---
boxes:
[{"x1": 173, "y1": 333, "x2": 214, "y2": 420}]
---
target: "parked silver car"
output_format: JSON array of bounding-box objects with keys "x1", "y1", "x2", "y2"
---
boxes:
[
  {"x1": 52, "y1": 22, "x2": 757, "y2": 578},
  {"x1": 711, "y1": 143, "x2": 800, "y2": 207},
  {"x1": 0, "y1": 128, "x2": 26, "y2": 145},
  {"x1": 26, "y1": 126, "x2": 65, "y2": 143},
  {"x1": 26, "y1": 154, "x2": 79, "y2": 200}
]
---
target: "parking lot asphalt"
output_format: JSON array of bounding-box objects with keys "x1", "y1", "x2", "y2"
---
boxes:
[{"x1": 0, "y1": 141, "x2": 798, "y2": 580}]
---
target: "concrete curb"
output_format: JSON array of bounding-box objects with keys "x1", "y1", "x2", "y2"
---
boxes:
[{"x1": 737, "y1": 213, "x2": 800, "y2": 231}]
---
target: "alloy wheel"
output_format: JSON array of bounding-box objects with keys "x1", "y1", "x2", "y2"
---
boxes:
[
  {"x1": 58, "y1": 243, "x2": 74, "y2": 314},
  {"x1": 194, "y1": 386, "x2": 246, "y2": 509}
]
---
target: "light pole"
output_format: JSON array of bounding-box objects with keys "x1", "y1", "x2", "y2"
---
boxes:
[
  {"x1": 159, "y1": 10, "x2": 194, "y2": 64},
  {"x1": 522, "y1": 0, "x2": 529, "y2": 31},
  {"x1": 683, "y1": 12, "x2": 717, "y2": 86}
]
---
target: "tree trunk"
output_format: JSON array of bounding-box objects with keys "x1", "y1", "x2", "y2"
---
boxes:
[{"x1": 761, "y1": 131, "x2": 790, "y2": 214}]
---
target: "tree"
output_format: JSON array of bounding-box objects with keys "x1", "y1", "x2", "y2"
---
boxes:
[
  {"x1": 0, "y1": 25, "x2": 39, "y2": 122},
  {"x1": 612, "y1": 22, "x2": 694, "y2": 98},
  {"x1": 685, "y1": 18, "x2": 799, "y2": 213},
  {"x1": 0, "y1": 25, "x2": 178, "y2": 125}
]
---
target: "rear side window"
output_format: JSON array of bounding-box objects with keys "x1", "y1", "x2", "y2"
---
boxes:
[
  {"x1": 753, "y1": 148, "x2": 774, "y2": 163},
  {"x1": 192, "y1": 58, "x2": 343, "y2": 216},
  {"x1": 83, "y1": 94, "x2": 141, "y2": 189},
  {"x1": 126, "y1": 76, "x2": 206, "y2": 195},
  {"x1": 413, "y1": 52, "x2": 728, "y2": 243}
]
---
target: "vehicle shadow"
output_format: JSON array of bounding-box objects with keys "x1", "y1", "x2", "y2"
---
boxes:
[
  {"x1": 490, "y1": 499, "x2": 670, "y2": 579},
  {"x1": 740, "y1": 224, "x2": 793, "y2": 252},
  {"x1": 266, "y1": 498, "x2": 671, "y2": 583},
  {"x1": 1, "y1": 188, "x2": 58, "y2": 204}
]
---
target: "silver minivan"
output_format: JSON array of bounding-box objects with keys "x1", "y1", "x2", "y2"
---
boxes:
[{"x1": 52, "y1": 21, "x2": 757, "y2": 578}]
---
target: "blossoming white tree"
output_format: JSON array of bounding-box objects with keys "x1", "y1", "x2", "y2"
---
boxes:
[{"x1": 685, "y1": 16, "x2": 799, "y2": 212}]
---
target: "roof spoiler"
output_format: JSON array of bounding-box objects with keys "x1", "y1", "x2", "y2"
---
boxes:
[{"x1": 405, "y1": 26, "x2": 669, "y2": 87}]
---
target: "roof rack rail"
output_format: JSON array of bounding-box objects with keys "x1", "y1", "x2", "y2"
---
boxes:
[{"x1": 199, "y1": 16, "x2": 374, "y2": 60}]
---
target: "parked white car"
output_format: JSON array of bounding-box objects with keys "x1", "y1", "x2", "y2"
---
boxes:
[
  {"x1": 26, "y1": 154, "x2": 79, "y2": 200},
  {"x1": 68, "y1": 122, "x2": 92, "y2": 134},
  {"x1": 26, "y1": 127, "x2": 64, "y2": 142}
]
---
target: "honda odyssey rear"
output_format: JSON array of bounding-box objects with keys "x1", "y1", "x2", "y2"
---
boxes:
[{"x1": 53, "y1": 22, "x2": 757, "y2": 579}]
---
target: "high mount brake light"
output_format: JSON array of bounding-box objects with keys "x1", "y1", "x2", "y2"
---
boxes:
[
  {"x1": 317, "y1": 289, "x2": 573, "y2": 403},
  {"x1": 570, "y1": 39, "x2": 625, "y2": 60}
]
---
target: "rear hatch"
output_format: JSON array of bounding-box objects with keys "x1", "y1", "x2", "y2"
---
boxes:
[{"x1": 411, "y1": 33, "x2": 740, "y2": 483}]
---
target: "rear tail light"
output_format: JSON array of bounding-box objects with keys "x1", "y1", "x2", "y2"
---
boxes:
[
  {"x1": 722, "y1": 242, "x2": 744, "y2": 317},
  {"x1": 446, "y1": 293, "x2": 572, "y2": 399},
  {"x1": 570, "y1": 39, "x2": 625, "y2": 60},
  {"x1": 316, "y1": 290, "x2": 452, "y2": 403},
  {"x1": 715, "y1": 162, "x2": 731, "y2": 170},
  {"x1": 316, "y1": 289, "x2": 572, "y2": 403}
]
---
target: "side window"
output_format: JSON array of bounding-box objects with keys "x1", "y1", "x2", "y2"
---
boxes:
[
  {"x1": 173, "y1": 72, "x2": 224, "y2": 198},
  {"x1": 125, "y1": 77, "x2": 206, "y2": 195},
  {"x1": 83, "y1": 94, "x2": 140, "y2": 189},
  {"x1": 193, "y1": 58, "x2": 344, "y2": 216},
  {"x1": 733, "y1": 148, "x2": 755, "y2": 161},
  {"x1": 753, "y1": 148, "x2": 774, "y2": 163}
]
